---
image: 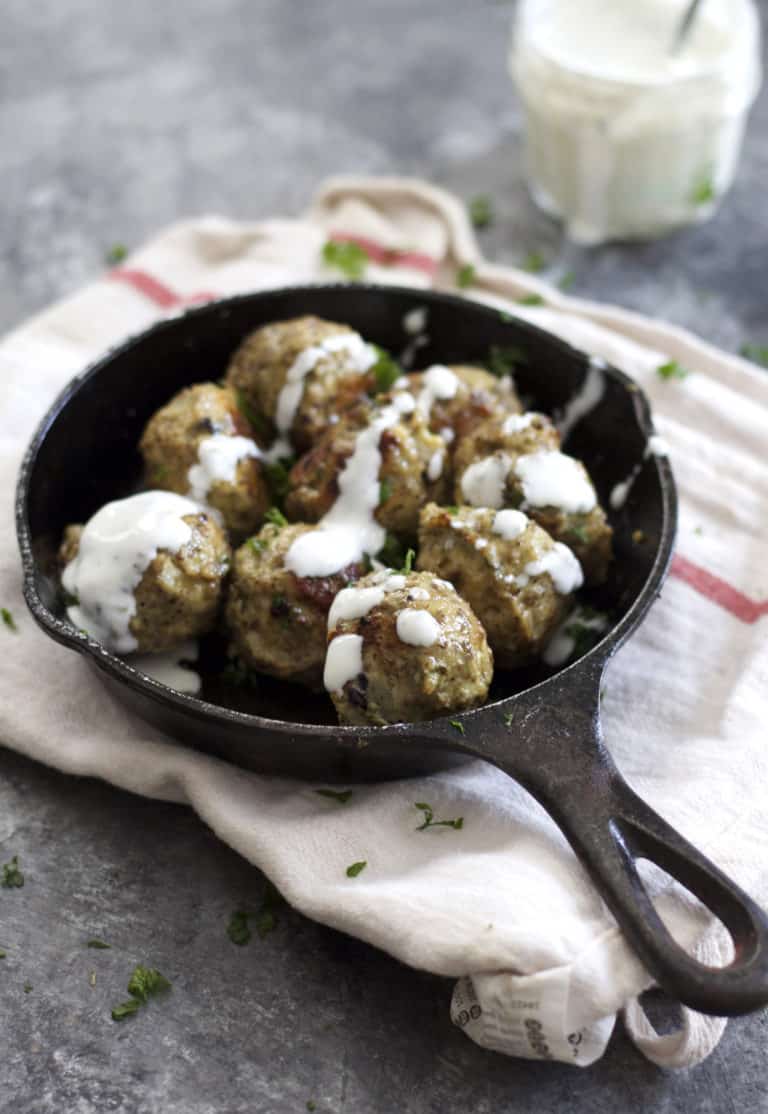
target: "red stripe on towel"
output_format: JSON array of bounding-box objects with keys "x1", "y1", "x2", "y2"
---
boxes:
[
  {"x1": 110, "y1": 269, "x2": 217, "y2": 308},
  {"x1": 671, "y1": 555, "x2": 768, "y2": 624},
  {"x1": 327, "y1": 232, "x2": 438, "y2": 277}
]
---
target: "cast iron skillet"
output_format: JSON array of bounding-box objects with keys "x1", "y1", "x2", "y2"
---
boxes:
[{"x1": 16, "y1": 285, "x2": 768, "y2": 1018}]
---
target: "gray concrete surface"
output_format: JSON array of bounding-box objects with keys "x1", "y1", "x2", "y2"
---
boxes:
[{"x1": 2, "y1": 1, "x2": 768, "y2": 1111}]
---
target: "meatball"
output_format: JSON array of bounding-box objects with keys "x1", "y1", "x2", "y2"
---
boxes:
[
  {"x1": 454, "y1": 418, "x2": 612, "y2": 585},
  {"x1": 225, "y1": 316, "x2": 377, "y2": 452},
  {"x1": 59, "y1": 492, "x2": 230, "y2": 654},
  {"x1": 408, "y1": 364, "x2": 523, "y2": 443},
  {"x1": 324, "y1": 569, "x2": 493, "y2": 725},
  {"x1": 139, "y1": 382, "x2": 270, "y2": 539},
  {"x1": 453, "y1": 412, "x2": 561, "y2": 505},
  {"x1": 417, "y1": 503, "x2": 581, "y2": 668},
  {"x1": 285, "y1": 392, "x2": 449, "y2": 538},
  {"x1": 226, "y1": 521, "x2": 366, "y2": 687}
]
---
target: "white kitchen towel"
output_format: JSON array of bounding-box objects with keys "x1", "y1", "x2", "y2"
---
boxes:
[{"x1": 2, "y1": 177, "x2": 767, "y2": 1069}]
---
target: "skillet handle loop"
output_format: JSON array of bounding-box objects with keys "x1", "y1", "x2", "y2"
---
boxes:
[
  {"x1": 571, "y1": 777, "x2": 768, "y2": 1017},
  {"x1": 468, "y1": 664, "x2": 768, "y2": 1017}
]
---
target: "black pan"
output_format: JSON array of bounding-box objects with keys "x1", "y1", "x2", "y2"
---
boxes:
[{"x1": 16, "y1": 285, "x2": 768, "y2": 1017}]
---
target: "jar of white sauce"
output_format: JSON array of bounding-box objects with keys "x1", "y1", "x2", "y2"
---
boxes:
[{"x1": 510, "y1": 0, "x2": 762, "y2": 243}]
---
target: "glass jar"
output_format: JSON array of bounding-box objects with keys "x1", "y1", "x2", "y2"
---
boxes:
[{"x1": 510, "y1": 0, "x2": 762, "y2": 244}]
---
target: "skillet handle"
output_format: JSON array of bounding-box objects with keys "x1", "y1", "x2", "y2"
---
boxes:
[{"x1": 470, "y1": 665, "x2": 768, "y2": 1017}]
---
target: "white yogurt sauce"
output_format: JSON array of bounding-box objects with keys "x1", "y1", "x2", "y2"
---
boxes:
[
  {"x1": 492, "y1": 509, "x2": 529, "y2": 541},
  {"x1": 327, "y1": 585, "x2": 385, "y2": 629},
  {"x1": 511, "y1": 0, "x2": 762, "y2": 243},
  {"x1": 129, "y1": 640, "x2": 201, "y2": 694},
  {"x1": 610, "y1": 431, "x2": 670, "y2": 509},
  {"x1": 557, "y1": 362, "x2": 605, "y2": 440},
  {"x1": 460, "y1": 454, "x2": 510, "y2": 508},
  {"x1": 440, "y1": 427, "x2": 456, "y2": 445},
  {"x1": 416, "y1": 365, "x2": 459, "y2": 418},
  {"x1": 62, "y1": 491, "x2": 200, "y2": 653},
  {"x1": 396, "y1": 608, "x2": 441, "y2": 647},
  {"x1": 542, "y1": 608, "x2": 609, "y2": 667},
  {"x1": 427, "y1": 449, "x2": 444, "y2": 482},
  {"x1": 502, "y1": 412, "x2": 536, "y2": 434},
  {"x1": 407, "y1": 587, "x2": 430, "y2": 601},
  {"x1": 187, "y1": 434, "x2": 261, "y2": 504},
  {"x1": 285, "y1": 392, "x2": 416, "y2": 578},
  {"x1": 514, "y1": 451, "x2": 597, "y2": 513},
  {"x1": 275, "y1": 333, "x2": 377, "y2": 434},
  {"x1": 403, "y1": 307, "x2": 428, "y2": 335},
  {"x1": 323, "y1": 633, "x2": 364, "y2": 692},
  {"x1": 262, "y1": 436, "x2": 293, "y2": 464},
  {"x1": 525, "y1": 543, "x2": 584, "y2": 595}
]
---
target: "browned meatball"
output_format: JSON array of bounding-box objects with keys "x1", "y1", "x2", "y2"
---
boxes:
[
  {"x1": 454, "y1": 417, "x2": 612, "y2": 585},
  {"x1": 139, "y1": 382, "x2": 270, "y2": 539},
  {"x1": 417, "y1": 503, "x2": 581, "y2": 668},
  {"x1": 225, "y1": 316, "x2": 376, "y2": 452},
  {"x1": 59, "y1": 493, "x2": 230, "y2": 654},
  {"x1": 453, "y1": 412, "x2": 561, "y2": 505},
  {"x1": 285, "y1": 393, "x2": 449, "y2": 537},
  {"x1": 408, "y1": 364, "x2": 523, "y2": 443},
  {"x1": 324, "y1": 569, "x2": 493, "y2": 725},
  {"x1": 225, "y1": 521, "x2": 367, "y2": 687}
]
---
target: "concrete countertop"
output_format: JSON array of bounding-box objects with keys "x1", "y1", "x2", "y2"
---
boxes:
[{"x1": 2, "y1": 1, "x2": 767, "y2": 1111}]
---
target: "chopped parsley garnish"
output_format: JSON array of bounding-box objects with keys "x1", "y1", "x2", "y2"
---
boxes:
[
  {"x1": 227, "y1": 910, "x2": 252, "y2": 946},
  {"x1": 503, "y1": 712, "x2": 514, "y2": 727},
  {"x1": 128, "y1": 964, "x2": 171, "y2": 1003},
  {"x1": 263, "y1": 458, "x2": 294, "y2": 504},
  {"x1": 377, "y1": 532, "x2": 407, "y2": 570},
  {"x1": 346, "y1": 861, "x2": 367, "y2": 878},
  {"x1": 322, "y1": 239, "x2": 369, "y2": 279},
  {"x1": 255, "y1": 880, "x2": 283, "y2": 938},
  {"x1": 236, "y1": 390, "x2": 271, "y2": 439},
  {"x1": 400, "y1": 548, "x2": 415, "y2": 575},
  {"x1": 248, "y1": 536, "x2": 266, "y2": 554},
  {"x1": 1, "y1": 856, "x2": 24, "y2": 889},
  {"x1": 87, "y1": 938, "x2": 111, "y2": 950},
  {"x1": 485, "y1": 344, "x2": 528, "y2": 378},
  {"x1": 468, "y1": 195, "x2": 493, "y2": 228},
  {"x1": 23, "y1": 982, "x2": 32, "y2": 994},
  {"x1": 449, "y1": 720, "x2": 465, "y2": 736},
  {"x1": 414, "y1": 803, "x2": 464, "y2": 832},
  {"x1": 112, "y1": 964, "x2": 171, "y2": 1021},
  {"x1": 499, "y1": 310, "x2": 514, "y2": 323},
  {"x1": 105, "y1": 243, "x2": 128, "y2": 265},
  {"x1": 89, "y1": 971, "x2": 97, "y2": 987},
  {"x1": 112, "y1": 999, "x2": 140, "y2": 1021},
  {"x1": 565, "y1": 523, "x2": 589, "y2": 545},
  {"x1": 564, "y1": 607, "x2": 609, "y2": 659},
  {"x1": 315, "y1": 788, "x2": 353, "y2": 804},
  {"x1": 518, "y1": 293, "x2": 545, "y2": 306},
  {"x1": 444, "y1": 506, "x2": 459, "y2": 516},
  {"x1": 559, "y1": 270, "x2": 576, "y2": 291},
  {"x1": 379, "y1": 480, "x2": 392, "y2": 505},
  {"x1": 456, "y1": 263, "x2": 476, "y2": 289},
  {"x1": 370, "y1": 345, "x2": 403, "y2": 394},
  {"x1": 656, "y1": 360, "x2": 689, "y2": 381},
  {"x1": 694, "y1": 526, "x2": 703, "y2": 536},
  {"x1": 521, "y1": 250, "x2": 546, "y2": 273},
  {"x1": 307, "y1": 1103, "x2": 317, "y2": 1113},
  {"x1": 690, "y1": 175, "x2": 715, "y2": 205},
  {"x1": 740, "y1": 343, "x2": 768, "y2": 368},
  {"x1": 264, "y1": 507, "x2": 288, "y2": 528},
  {"x1": 0, "y1": 949, "x2": 6, "y2": 959},
  {"x1": 1, "y1": 608, "x2": 17, "y2": 633}
]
